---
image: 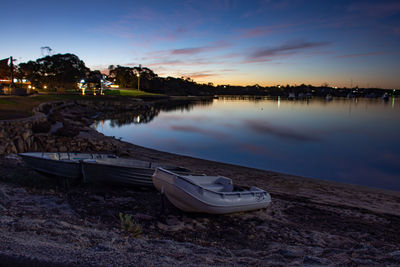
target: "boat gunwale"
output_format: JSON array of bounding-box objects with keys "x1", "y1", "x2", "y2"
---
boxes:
[
  {"x1": 154, "y1": 168, "x2": 269, "y2": 197},
  {"x1": 19, "y1": 153, "x2": 116, "y2": 163}
]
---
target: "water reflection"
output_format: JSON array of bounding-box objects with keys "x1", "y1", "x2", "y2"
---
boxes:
[
  {"x1": 93, "y1": 96, "x2": 400, "y2": 191},
  {"x1": 93, "y1": 98, "x2": 213, "y2": 128}
]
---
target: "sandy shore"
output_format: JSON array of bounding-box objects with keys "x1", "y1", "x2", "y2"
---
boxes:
[{"x1": 0, "y1": 100, "x2": 400, "y2": 266}]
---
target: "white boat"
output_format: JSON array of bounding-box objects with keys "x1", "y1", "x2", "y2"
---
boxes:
[
  {"x1": 382, "y1": 93, "x2": 389, "y2": 101},
  {"x1": 82, "y1": 158, "x2": 191, "y2": 187},
  {"x1": 288, "y1": 92, "x2": 296, "y2": 100},
  {"x1": 19, "y1": 152, "x2": 117, "y2": 179},
  {"x1": 152, "y1": 168, "x2": 271, "y2": 214},
  {"x1": 326, "y1": 94, "x2": 333, "y2": 101}
]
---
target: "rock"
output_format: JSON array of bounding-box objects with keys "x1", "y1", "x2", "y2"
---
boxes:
[
  {"x1": 133, "y1": 213, "x2": 155, "y2": 221},
  {"x1": 279, "y1": 248, "x2": 304, "y2": 258},
  {"x1": 303, "y1": 255, "x2": 331, "y2": 265},
  {"x1": 0, "y1": 204, "x2": 6, "y2": 212},
  {"x1": 0, "y1": 188, "x2": 10, "y2": 206},
  {"x1": 352, "y1": 258, "x2": 376, "y2": 265},
  {"x1": 165, "y1": 216, "x2": 181, "y2": 226},
  {"x1": 390, "y1": 250, "x2": 400, "y2": 261},
  {"x1": 90, "y1": 195, "x2": 105, "y2": 202}
]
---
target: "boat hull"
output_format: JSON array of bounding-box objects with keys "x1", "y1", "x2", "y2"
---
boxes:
[
  {"x1": 82, "y1": 161, "x2": 154, "y2": 187},
  {"x1": 20, "y1": 154, "x2": 81, "y2": 179},
  {"x1": 82, "y1": 158, "x2": 190, "y2": 187},
  {"x1": 19, "y1": 153, "x2": 117, "y2": 179},
  {"x1": 152, "y1": 168, "x2": 271, "y2": 214}
]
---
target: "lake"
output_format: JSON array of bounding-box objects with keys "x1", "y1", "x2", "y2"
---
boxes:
[{"x1": 93, "y1": 96, "x2": 400, "y2": 191}]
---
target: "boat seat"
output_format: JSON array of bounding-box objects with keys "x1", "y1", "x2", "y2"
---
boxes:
[
  {"x1": 215, "y1": 177, "x2": 234, "y2": 192},
  {"x1": 204, "y1": 184, "x2": 225, "y2": 192}
]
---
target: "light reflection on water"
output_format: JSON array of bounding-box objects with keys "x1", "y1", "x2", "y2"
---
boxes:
[{"x1": 93, "y1": 96, "x2": 400, "y2": 191}]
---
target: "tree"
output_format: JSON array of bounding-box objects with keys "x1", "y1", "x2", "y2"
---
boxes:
[
  {"x1": 18, "y1": 53, "x2": 89, "y2": 91},
  {"x1": 108, "y1": 65, "x2": 136, "y2": 88},
  {"x1": 16, "y1": 61, "x2": 40, "y2": 86}
]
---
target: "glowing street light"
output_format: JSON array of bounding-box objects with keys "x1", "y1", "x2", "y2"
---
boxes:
[{"x1": 137, "y1": 73, "x2": 140, "y2": 90}]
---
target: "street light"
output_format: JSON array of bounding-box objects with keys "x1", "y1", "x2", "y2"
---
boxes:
[{"x1": 137, "y1": 73, "x2": 140, "y2": 90}]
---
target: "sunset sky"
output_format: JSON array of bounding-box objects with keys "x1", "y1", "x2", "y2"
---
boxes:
[{"x1": 1, "y1": 0, "x2": 400, "y2": 88}]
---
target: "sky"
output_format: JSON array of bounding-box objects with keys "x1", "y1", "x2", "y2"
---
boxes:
[{"x1": 1, "y1": 0, "x2": 400, "y2": 88}]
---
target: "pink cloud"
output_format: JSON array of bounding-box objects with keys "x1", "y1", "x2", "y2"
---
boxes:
[
  {"x1": 348, "y1": 1, "x2": 400, "y2": 17},
  {"x1": 239, "y1": 23, "x2": 293, "y2": 38},
  {"x1": 336, "y1": 51, "x2": 397, "y2": 58},
  {"x1": 170, "y1": 41, "x2": 230, "y2": 55},
  {"x1": 247, "y1": 40, "x2": 331, "y2": 62},
  {"x1": 180, "y1": 72, "x2": 218, "y2": 79}
]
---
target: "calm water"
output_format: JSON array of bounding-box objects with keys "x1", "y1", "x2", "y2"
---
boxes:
[{"x1": 93, "y1": 96, "x2": 400, "y2": 191}]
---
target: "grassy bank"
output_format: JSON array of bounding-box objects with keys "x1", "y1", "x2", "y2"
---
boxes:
[{"x1": 0, "y1": 90, "x2": 164, "y2": 120}]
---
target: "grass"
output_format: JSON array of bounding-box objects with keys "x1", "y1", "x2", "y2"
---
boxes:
[
  {"x1": 119, "y1": 212, "x2": 142, "y2": 237},
  {"x1": 0, "y1": 99, "x2": 16, "y2": 105},
  {"x1": 0, "y1": 89, "x2": 164, "y2": 120},
  {"x1": 104, "y1": 89, "x2": 162, "y2": 97}
]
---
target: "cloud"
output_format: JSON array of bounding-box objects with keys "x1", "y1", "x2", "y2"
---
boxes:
[
  {"x1": 168, "y1": 41, "x2": 230, "y2": 56},
  {"x1": 336, "y1": 51, "x2": 394, "y2": 58},
  {"x1": 239, "y1": 23, "x2": 293, "y2": 38},
  {"x1": 348, "y1": 1, "x2": 400, "y2": 17},
  {"x1": 249, "y1": 40, "x2": 331, "y2": 61},
  {"x1": 181, "y1": 72, "x2": 219, "y2": 78},
  {"x1": 244, "y1": 119, "x2": 320, "y2": 142},
  {"x1": 241, "y1": 0, "x2": 294, "y2": 18}
]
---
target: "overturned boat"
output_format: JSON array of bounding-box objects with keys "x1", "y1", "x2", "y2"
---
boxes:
[
  {"x1": 152, "y1": 168, "x2": 271, "y2": 214},
  {"x1": 81, "y1": 158, "x2": 191, "y2": 187},
  {"x1": 19, "y1": 152, "x2": 117, "y2": 179}
]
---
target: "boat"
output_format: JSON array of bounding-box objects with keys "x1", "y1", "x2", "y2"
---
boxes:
[
  {"x1": 288, "y1": 92, "x2": 296, "y2": 100},
  {"x1": 19, "y1": 152, "x2": 117, "y2": 179},
  {"x1": 81, "y1": 158, "x2": 191, "y2": 187},
  {"x1": 325, "y1": 94, "x2": 333, "y2": 101},
  {"x1": 382, "y1": 93, "x2": 389, "y2": 102},
  {"x1": 152, "y1": 168, "x2": 271, "y2": 214}
]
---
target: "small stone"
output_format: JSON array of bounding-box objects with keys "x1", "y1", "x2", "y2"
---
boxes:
[
  {"x1": 90, "y1": 195, "x2": 104, "y2": 202},
  {"x1": 0, "y1": 188, "x2": 10, "y2": 205},
  {"x1": 352, "y1": 258, "x2": 376, "y2": 265},
  {"x1": 303, "y1": 255, "x2": 331, "y2": 265},
  {"x1": 279, "y1": 248, "x2": 303, "y2": 258},
  {"x1": 0, "y1": 204, "x2": 6, "y2": 212},
  {"x1": 133, "y1": 213, "x2": 154, "y2": 221},
  {"x1": 390, "y1": 250, "x2": 400, "y2": 261}
]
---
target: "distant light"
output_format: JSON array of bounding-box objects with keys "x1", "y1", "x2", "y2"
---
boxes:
[
  {"x1": 43, "y1": 85, "x2": 47, "y2": 89},
  {"x1": 80, "y1": 79, "x2": 85, "y2": 83},
  {"x1": 110, "y1": 84, "x2": 119, "y2": 88},
  {"x1": 32, "y1": 86, "x2": 35, "y2": 89},
  {"x1": 278, "y1": 85, "x2": 281, "y2": 88},
  {"x1": 137, "y1": 73, "x2": 140, "y2": 77},
  {"x1": 28, "y1": 85, "x2": 31, "y2": 89}
]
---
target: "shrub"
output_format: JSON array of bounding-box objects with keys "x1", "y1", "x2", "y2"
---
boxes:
[{"x1": 119, "y1": 212, "x2": 142, "y2": 237}]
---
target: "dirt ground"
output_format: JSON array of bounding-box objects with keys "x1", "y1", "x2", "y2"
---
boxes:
[{"x1": 1, "y1": 147, "x2": 400, "y2": 265}]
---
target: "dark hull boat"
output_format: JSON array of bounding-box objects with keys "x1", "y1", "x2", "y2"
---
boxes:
[
  {"x1": 19, "y1": 152, "x2": 117, "y2": 179},
  {"x1": 82, "y1": 158, "x2": 190, "y2": 187}
]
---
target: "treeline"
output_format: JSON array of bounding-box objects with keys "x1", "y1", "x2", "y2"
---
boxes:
[{"x1": 11, "y1": 53, "x2": 398, "y2": 97}]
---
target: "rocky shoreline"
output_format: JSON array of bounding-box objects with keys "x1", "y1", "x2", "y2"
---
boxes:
[{"x1": 1, "y1": 97, "x2": 400, "y2": 266}]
